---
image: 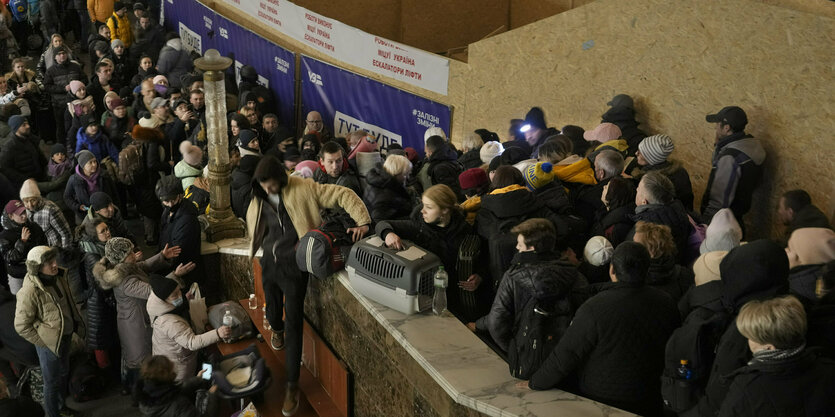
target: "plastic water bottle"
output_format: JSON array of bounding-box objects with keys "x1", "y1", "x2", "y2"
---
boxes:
[
  {"x1": 248, "y1": 294, "x2": 257, "y2": 310},
  {"x1": 677, "y1": 359, "x2": 692, "y2": 380},
  {"x1": 432, "y1": 266, "x2": 448, "y2": 316},
  {"x1": 222, "y1": 309, "x2": 234, "y2": 343},
  {"x1": 262, "y1": 304, "x2": 271, "y2": 330}
]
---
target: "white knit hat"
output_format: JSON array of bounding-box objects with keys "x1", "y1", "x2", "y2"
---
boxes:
[
  {"x1": 480, "y1": 141, "x2": 504, "y2": 164},
  {"x1": 638, "y1": 134, "x2": 675, "y2": 166},
  {"x1": 584, "y1": 236, "x2": 614, "y2": 266},
  {"x1": 700, "y1": 208, "x2": 742, "y2": 254},
  {"x1": 19, "y1": 179, "x2": 41, "y2": 200},
  {"x1": 423, "y1": 126, "x2": 447, "y2": 142}
]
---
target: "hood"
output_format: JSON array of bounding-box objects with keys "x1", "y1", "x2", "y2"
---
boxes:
[
  {"x1": 135, "y1": 379, "x2": 181, "y2": 412},
  {"x1": 725, "y1": 137, "x2": 766, "y2": 165},
  {"x1": 165, "y1": 38, "x2": 182, "y2": 51},
  {"x1": 366, "y1": 165, "x2": 400, "y2": 189},
  {"x1": 553, "y1": 157, "x2": 597, "y2": 185},
  {"x1": 92, "y1": 260, "x2": 144, "y2": 290},
  {"x1": 146, "y1": 291, "x2": 176, "y2": 322},
  {"x1": 701, "y1": 208, "x2": 742, "y2": 254},
  {"x1": 720, "y1": 239, "x2": 789, "y2": 311},
  {"x1": 646, "y1": 255, "x2": 676, "y2": 285},
  {"x1": 76, "y1": 126, "x2": 103, "y2": 143},
  {"x1": 174, "y1": 159, "x2": 202, "y2": 179},
  {"x1": 601, "y1": 105, "x2": 639, "y2": 125},
  {"x1": 481, "y1": 186, "x2": 544, "y2": 218}
]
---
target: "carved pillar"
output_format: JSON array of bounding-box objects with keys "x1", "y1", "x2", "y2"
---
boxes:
[{"x1": 194, "y1": 49, "x2": 245, "y2": 242}]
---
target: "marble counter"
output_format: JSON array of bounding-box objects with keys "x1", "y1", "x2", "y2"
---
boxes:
[{"x1": 332, "y1": 271, "x2": 632, "y2": 417}]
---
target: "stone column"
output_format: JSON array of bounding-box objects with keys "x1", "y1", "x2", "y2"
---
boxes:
[{"x1": 194, "y1": 49, "x2": 245, "y2": 242}]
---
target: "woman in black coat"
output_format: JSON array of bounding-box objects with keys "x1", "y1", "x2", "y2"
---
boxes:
[
  {"x1": 363, "y1": 155, "x2": 416, "y2": 223},
  {"x1": 591, "y1": 176, "x2": 635, "y2": 247},
  {"x1": 230, "y1": 153, "x2": 260, "y2": 219},
  {"x1": 77, "y1": 216, "x2": 118, "y2": 368}
]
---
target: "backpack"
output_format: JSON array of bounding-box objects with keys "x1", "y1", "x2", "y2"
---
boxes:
[
  {"x1": 207, "y1": 301, "x2": 255, "y2": 343},
  {"x1": 507, "y1": 294, "x2": 569, "y2": 380},
  {"x1": 116, "y1": 142, "x2": 145, "y2": 185},
  {"x1": 661, "y1": 309, "x2": 731, "y2": 413},
  {"x1": 69, "y1": 356, "x2": 105, "y2": 402},
  {"x1": 296, "y1": 227, "x2": 352, "y2": 280}
]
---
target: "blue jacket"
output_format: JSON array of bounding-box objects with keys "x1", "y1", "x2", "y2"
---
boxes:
[{"x1": 75, "y1": 128, "x2": 119, "y2": 164}]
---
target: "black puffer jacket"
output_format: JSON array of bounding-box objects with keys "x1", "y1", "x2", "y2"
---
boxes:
[
  {"x1": 694, "y1": 240, "x2": 790, "y2": 417},
  {"x1": 629, "y1": 201, "x2": 691, "y2": 262},
  {"x1": 476, "y1": 185, "x2": 569, "y2": 241},
  {"x1": 718, "y1": 349, "x2": 835, "y2": 417},
  {"x1": 532, "y1": 181, "x2": 572, "y2": 216},
  {"x1": 601, "y1": 105, "x2": 648, "y2": 155},
  {"x1": 43, "y1": 60, "x2": 86, "y2": 105},
  {"x1": 79, "y1": 237, "x2": 117, "y2": 350},
  {"x1": 529, "y1": 282, "x2": 680, "y2": 417},
  {"x1": 230, "y1": 154, "x2": 260, "y2": 219},
  {"x1": 363, "y1": 165, "x2": 414, "y2": 223},
  {"x1": 0, "y1": 216, "x2": 47, "y2": 278},
  {"x1": 458, "y1": 149, "x2": 483, "y2": 170},
  {"x1": 0, "y1": 133, "x2": 48, "y2": 186},
  {"x1": 426, "y1": 146, "x2": 463, "y2": 201},
  {"x1": 477, "y1": 251, "x2": 588, "y2": 352},
  {"x1": 159, "y1": 201, "x2": 202, "y2": 285},
  {"x1": 592, "y1": 204, "x2": 635, "y2": 247},
  {"x1": 646, "y1": 255, "x2": 694, "y2": 304},
  {"x1": 134, "y1": 377, "x2": 215, "y2": 417}
]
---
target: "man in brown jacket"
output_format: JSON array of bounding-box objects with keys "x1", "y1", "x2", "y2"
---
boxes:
[{"x1": 246, "y1": 155, "x2": 371, "y2": 416}]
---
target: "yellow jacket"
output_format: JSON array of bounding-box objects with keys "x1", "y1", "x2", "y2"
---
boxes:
[
  {"x1": 87, "y1": 0, "x2": 114, "y2": 23},
  {"x1": 107, "y1": 12, "x2": 133, "y2": 47},
  {"x1": 553, "y1": 157, "x2": 597, "y2": 186}
]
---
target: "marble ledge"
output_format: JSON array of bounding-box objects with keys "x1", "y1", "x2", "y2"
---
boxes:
[
  {"x1": 201, "y1": 237, "x2": 261, "y2": 257},
  {"x1": 335, "y1": 272, "x2": 634, "y2": 417}
]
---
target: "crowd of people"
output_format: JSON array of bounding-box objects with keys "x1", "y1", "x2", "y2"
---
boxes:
[{"x1": 0, "y1": 1, "x2": 833, "y2": 417}]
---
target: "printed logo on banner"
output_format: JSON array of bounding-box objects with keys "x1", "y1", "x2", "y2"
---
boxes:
[
  {"x1": 335, "y1": 111, "x2": 402, "y2": 148},
  {"x1": 219, "y1": 27, "x2": 229, "y2": 39},
  {"x1": 308, "y1": 70, "x2": 323, "y2": 86},
  {"x1": 178, "y1": 22, "x2": 202, "y2": 54},
  {"x1": 203, "y1": 15, "x2": 212, "y2": 30},
  {"x1": 413, "y1": 109, "x2": 441, "y2": 130},
  {"x1": 234, "y1": 61, "x2": 270, "y2": 88},
  {"x1": 274, "y1": 56, "x2": 290, "y2": 74}
]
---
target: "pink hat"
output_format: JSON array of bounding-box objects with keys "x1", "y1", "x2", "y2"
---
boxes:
[
  {"x1": 583, "y1": 122, "x2": 622, "y2": 142},
  {"x1": 348, "y1": 137, "x2": 378, "y2": 160},
  {"x1": 152, "y1": 75, "x2": 169, "y2": 85},
  {"x1": 69, "y1": 80, "x2": 85, "y2": 95},
  {"x1": 180, "y1": 141, "x2": 203, "y2": 167},
  {"x1": 294, "y1": 160, "x2": 319, "y2": 175}
]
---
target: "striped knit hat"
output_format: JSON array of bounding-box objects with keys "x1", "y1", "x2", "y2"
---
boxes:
[{"x1": 638, "y1": 134, "x2": 674, "y2": 166}]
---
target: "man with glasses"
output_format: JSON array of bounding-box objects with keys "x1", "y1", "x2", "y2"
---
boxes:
[{"x1": 304, "y1": 111, "x2": 332, "y2": 143}]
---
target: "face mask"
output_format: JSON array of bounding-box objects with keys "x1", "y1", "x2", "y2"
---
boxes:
[{"x1": 171, "y1": 297, "x2": 183, "y2": 307}]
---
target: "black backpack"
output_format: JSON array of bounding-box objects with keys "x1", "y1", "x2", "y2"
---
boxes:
[
  {"x1": 296, "y1": 227, "x2": 352, "y2": 280},
  {"x1": 69, "y1": 356, "x2": 105, "y2": 402},
  {"x1": 507, "y1": 293, "x2": 571, "y2": 379},
  {"x1": 661, "y1": 309, "x2": 731, "y2": 413}
]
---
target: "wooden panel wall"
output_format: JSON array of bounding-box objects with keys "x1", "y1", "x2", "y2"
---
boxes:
[{"x1": 400, "y1": 0, "x2": 509, "y2": 53}]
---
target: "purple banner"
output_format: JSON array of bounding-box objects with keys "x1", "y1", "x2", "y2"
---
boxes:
[{"x1": 301, "y1": 56, "x2": 450, "y2": 155}]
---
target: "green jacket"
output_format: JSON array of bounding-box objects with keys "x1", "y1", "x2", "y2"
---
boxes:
[{"x1": 14, "y1": 268, "x2": 86, "y2": 355}]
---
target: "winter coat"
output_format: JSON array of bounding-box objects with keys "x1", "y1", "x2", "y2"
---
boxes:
[
  {"x1": 0, "y1": 217, "x2": 47, "y2": 278},
  {"x1": 64, "y1": 165, "x2": 118, "y2": 221},
  {"x1": 808, "y1": 292, "x2": 835, "y2": 357},
  {"x1": 148, "y1": 291, "x2": 221, "y2": 381},
  {"x1": 363, "y1": 165, "x2": 415, "y2": 223},
  {"x1": 475, "y1": 184, "x2": 569, "y2": 240},
  {"x1": 87, "y1": 0, "x2": 114, "y2": 23},
  {"x1": 601, "y1": 105, "x2": 648, "y2": 155},
  {"x1": 629, "y1": 201, "x2": 692, "y2": 263},
  {"x1": 247, "y1": 176, "x2": 372, "y2": 258},
  {"x1": 94, "y1": 252, "x2": 170, "y2": 368},
  {"x1": 14, "y1": 268, "x2": 87, "y2": 356},
  {"x1": 230, "y1": 155, "x2": 260, "y2": 219},
  {"x1": 79, "y1": 238, "x2": 116, "y2": 350},
  {"x1": 107, "y1": 11, "x2": 133, "y2": 47},
  {"x1": 156, "y1": 39, "x2": 193, "y2": 89},
  {"x1": 477, "y1": 251, "x2": 588, "y2": 352},
  {"x1": 87, "y1": 76, "x2": 117, "y2": 121},
  {"x1": 646, "y1": 255, "x2": 694, "y2": 304},
  {"x1": 553, "y1": 156, "x2": 597, "y2": 186},
  {"x1": 573, "y1": 180, "x2": 609, "y2": 227},
  {"x1": 174, "y1": 160, "x2": 202, "y2": 191},
  {"x1": 783, "y1": 204, "x2": 831, "y2": 245},
  {"x1": 788, "y1": 264, "x2": 824, "y2": 303},
  {"x1": 458, "y1": 149, "x2": 483, "y2": 170},
  {"x1": 159, "y1": 202, "x2": 201, "y2": 285},
  {"x1": 421, "y1": 146, "x2": 463, "y2": 200},
  {"x1": 312, "y1": 166, "x2": 362, "y2": 195},
  {"x1": 104, "y1": 114, "x2": 137, "y2": 146},
  {"x1": 134, "y1": 377, "x2": 216, "y2": 417},
  {"x1": 529, "y1": 282, "x2": 680, "y2": 417},
  {"x1": 131, "y1": 23, "x2": 165, "y2": 63},
  {"x1": 591, "y1": 204, "x2": 635, "y2": 248},
  {"x1": 701, "y1": 132, "x2": 766, "y2": 223},
  {"x1": 43, "y1": 61, "x2": 86, "y2": 106},
  {"x1": 75, "y1": 128, "x2": 120, "y2": 163},
  {"x1": 532, "y1": 181, "x2": 572, "y2": 216},
  {"x1": 718, "y1": 349, "x2": 835, "y2": 417},
  {"x1": 130, "y1": 67, "x2": 160, "y2": 90},
  {"x1": 677, "y1": 280, "x2": 724, "y2": 321},
  {"x1": 0, "y1": 287, "x2": 39, "y2": 368},
  {"x1": 0, "y1": 133, "x2": 48, "y2": 186}
]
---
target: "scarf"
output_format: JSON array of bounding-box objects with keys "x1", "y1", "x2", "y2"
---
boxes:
[
  {"x1": 76, "y1": 164, "x2": 101, "y2": 195},
  {"x1": 48, "y1": 159, "x2": 73, "y2": 178},
  {"x1": 749, "y1": 343, "x2": 805, "y2": 365}
]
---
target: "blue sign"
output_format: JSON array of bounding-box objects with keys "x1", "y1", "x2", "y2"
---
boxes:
[
  {"x1": 162, "y1": 0, "x2": 216, "y2": 54},
  {"x1": 301, "y1": 56, "x2": 450, "y2": 154}
]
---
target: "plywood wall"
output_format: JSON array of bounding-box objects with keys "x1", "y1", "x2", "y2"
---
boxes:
[{"x1": 457, "y1": 0, "x2": 835, "y2": 237}]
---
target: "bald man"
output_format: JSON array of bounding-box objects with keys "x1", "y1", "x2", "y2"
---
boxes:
[{"x1": 304, "y1": 111, "x2": 333, "y2": 143}]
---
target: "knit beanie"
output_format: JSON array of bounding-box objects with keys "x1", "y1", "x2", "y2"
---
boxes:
[
  {"x1": 404, "y1": 147, "x2": 418, "y2": 163},
  {"x1": 69, "y1": 80, "x2": 85, "y2": 96},
  {"x1": 50, "y1": 143, "x2": 67, "y2": 157},
  {"x1": 693, "y1": 250, "x2": 727, "y2": 286},
  {"x1": 700, "y1": 208, "x2": 742, "y2": 254},
  {"x1": 638, "y1": 134, "x2": 674, "y2": 166},
  {"x1": 90, "y1": 192, "x2": 113, "y2": 211},
  {"x1": 111, "y1": 39, "x2": 125, "y2": 49},
  {"x1": 584, "y1": 236, "x2": 614, "y2": 267},
  {"x1": 181, "y1": 141, "x2": 203, "y2": 167},
  {"x1": 479, "y1": 141, "x2": 504, "y2": 164},
  {"x1": 458, "y1": 168, "x2": 488, "y2": 190},
  {"x1": 237, "y1": 129, "x2": 258, "y2": 149},
  {"x1": 607, "y1": 94, "x2": 634, "y2": 109},
  {"x1": 423, "y1": 126, "x2": 447, "y2": 143},
  {"x1": 294, "y1": 160, "x2": 318, "y2": 177},
  {"x1": 583, "y1": 122, "x2": 622, "y2": 142},
  {"x1": 488, "y1": 155, "x2": 502, "y2": 172},
  {"x1": 104, "y1": 237, "x2": 134, "y2": 264},
  {"x1": 25, "y1": 246, "x2": 56, "y2": 276},
  {"x1": 523, "y1": 107, "x2": 547, "y2": 130},
  {"x1": 524, "y1": 162, "x2": 555, "y2": 190},
  {"x1": 19, "y1": 179, "x2": 40, "y2": 199},
  {"x1": 110, "y1": 98, "x2": 125, "y2": 110},
  {"x1": 150, "y1": 97, "x2": 168, "y2": 110},
  {"x1": 8, "y1": 115, "x2": 25, "y2": 134},
  {"x1": 152, "y1": 75, "x2": 168, "y2": 85},
  {"x1": 150, "y1": 274, "x2": 179, "y2": 301},
  {"x1": 53, "y1": 45, "x2": 68, "y2": 58},
  {"x1": 786, "y1": 228, "x2": 835, "y2": 269},
  {"x1": 76, "y1": 150, "x2": 96, "y2": 169}
]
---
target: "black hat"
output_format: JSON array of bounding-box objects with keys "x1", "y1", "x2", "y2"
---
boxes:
[
  {"x1": 89, "y1": 192, "x2": 113, "y2": 211},
  {"x1": 240, "y1": 65, "x2": 258, "y2": 80},
  {"x1": 85, "y1": 114, "x2": 100, "y2": 127},
  {"x1": 115, "y1": 1, "x2": 129, "y2": 11},
  {"x1": 237, "y1": 129, "x2": 258, "y2": 149},
  {"x1": 150, "y1": 274, "x2": 179, "y2": 300},
  {"x1": 282, "y1": 146, "x2": 301, "y2": 162},
  {"x1": 155, "y1": 175, "x2": 183, "y2": 201},
  {"x1": 606, "y1": 94, "x2": 634, "y2": 109},
  {"x1": 522, "y1": 107, "x2": 547, "y2": 131},
  {"x1": 50, "y1": 143, "x2": 66, "y2": 156},
  {"x1": 52, "y1": 45, "x2": 68, "y2": 58},
  {"x1": 706, "y1": 106, "x2": 748, "y2": 131},
  {"x1": 500, "y1": 146, "x2": 528, "y2": 166},
  {"x1": 133, "y1": 2, "x2": 145, "y2": 11}
]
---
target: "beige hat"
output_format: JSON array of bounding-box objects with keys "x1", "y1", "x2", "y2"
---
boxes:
[
  {"x1": 25, "y1": 246, "x2": 57, "y2": 276},
  {"x1": 584, "y1": 236, "x2": 614, "y2": 267},
  {"x1": 19, "y1": 179, "x2": 41, "y2": 200},
  {"x1": 693, "y1": 251, "x2": 728, "y2": 286},
  {"x1": 786, "y1": 228, "x2": 835, "y2": 269}
]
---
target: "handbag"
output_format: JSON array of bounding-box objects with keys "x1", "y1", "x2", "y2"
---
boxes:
[{"x1": 188, "y1": 282, "x2": 209, "y2": 333}]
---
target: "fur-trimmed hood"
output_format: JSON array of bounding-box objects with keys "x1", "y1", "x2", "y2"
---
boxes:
[
  {"x1": 131, "y1": 125, "x2": 164, "y2": 143},
  {"x1": 92, "y1": 259, "x2": 144, "y2": 290}
]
